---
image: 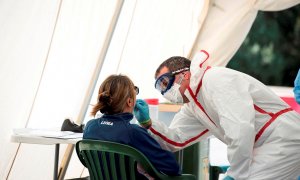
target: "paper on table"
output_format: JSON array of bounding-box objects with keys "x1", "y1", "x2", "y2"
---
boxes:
[
  {"x1": 54, "y1": 133, "x2": 83, "y2": 139},
  {"x1": 13, "y1": 128, "x2": 78, "y2": 138}
]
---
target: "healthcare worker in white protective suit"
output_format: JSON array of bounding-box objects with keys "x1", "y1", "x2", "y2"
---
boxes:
[{"x1": 134, "y1": 50, "x2": 300, "y2": 180}]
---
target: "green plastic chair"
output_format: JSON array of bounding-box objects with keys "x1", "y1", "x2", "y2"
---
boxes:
[{"x1": 76, "y1": 139, "x2": 196, "y2": 180}]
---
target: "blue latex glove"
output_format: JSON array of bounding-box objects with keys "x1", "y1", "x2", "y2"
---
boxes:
[
  {"x1": 134, "y1": 99, "x2": 151, "y2": 125},
  {"x1": 294, "y1": 69, "x2": 300, "y2": 104},
  {"x1": 223, "y1": 176, "x2": 234, "y2": 180}
]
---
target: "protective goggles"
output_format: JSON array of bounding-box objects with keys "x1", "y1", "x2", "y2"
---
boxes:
[
  {"x1": 154, "y1": 67, "x2": 189, "y2": 95},
  {"x1": 134, "y1": 86, "x2": 139, "y2": 95}
]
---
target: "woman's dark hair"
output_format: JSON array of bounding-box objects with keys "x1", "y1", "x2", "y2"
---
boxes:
[{"x1": 90, "y1": 74, "x2": 135, "y2": 116}]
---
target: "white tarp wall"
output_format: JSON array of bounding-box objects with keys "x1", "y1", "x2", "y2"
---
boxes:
[
  {"x1": 0, "y1": 0, "x2": 121, "y2": 179},
  {"x1": 0, "y1": 0, "x2": 299, "y2": 179},
  {"x1": 93, "y1": 0, "x2": 209, "y2": 104}
]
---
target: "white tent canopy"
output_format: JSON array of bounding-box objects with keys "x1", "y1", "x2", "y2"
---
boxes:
[{"x1": 0, "y1": 0, "x2": 299, "y2": 179}]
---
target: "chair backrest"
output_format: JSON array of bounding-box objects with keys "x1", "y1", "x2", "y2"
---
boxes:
[{"x1": 76, "y1": 139, "x2": 196, "y2": 180}]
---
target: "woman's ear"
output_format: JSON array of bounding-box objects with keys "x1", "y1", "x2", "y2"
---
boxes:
[{"x1": 126, "y1": 97, "x2": 134, "y2": 107}]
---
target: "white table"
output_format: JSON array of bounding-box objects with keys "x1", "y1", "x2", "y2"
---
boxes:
[{"x1": 11, "y1": 128, "x2": 82, "y2": 180}]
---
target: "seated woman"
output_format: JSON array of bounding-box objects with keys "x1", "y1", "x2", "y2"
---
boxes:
[{"x1": 83, "y1": 74, "x2": 181, "y2": 178}]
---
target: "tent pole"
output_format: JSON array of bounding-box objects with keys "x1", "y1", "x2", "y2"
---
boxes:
[{"x1": 57, "y1": 0, "x2": 124, "y2": 179}]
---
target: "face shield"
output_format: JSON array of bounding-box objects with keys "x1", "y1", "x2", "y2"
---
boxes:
[{"x1": 154, "y1": 67, "x2": 189, "y2": 95}]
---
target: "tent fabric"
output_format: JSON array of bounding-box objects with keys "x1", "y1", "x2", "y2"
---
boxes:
[
  {"x1": 94, "y1": 0, "x2": 208, "y2": 102},
  {"x1": 0, "y1": 0, "x2": 299, "y2": 179},
  {"x1": 0, "y1": 0, "x2": 120, "y2": 179},
  {"x1": 189, "y1": 0, "x2": 300, "y2": 66},
  {"x1": 0, "y1": 1, "x2": 61, "y2": 179}
]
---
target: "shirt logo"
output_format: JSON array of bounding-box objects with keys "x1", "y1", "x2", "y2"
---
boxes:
[{"x1": 100, "y1": 121, "x2": 113, "y2": 126}]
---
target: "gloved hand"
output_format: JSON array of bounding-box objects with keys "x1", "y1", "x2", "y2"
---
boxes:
[
  {"x1": 134, "y1": 99, "x2": 151, "y2": 126},
  {"x1": 223, "y1": 176, "x2": 234, "y2": 180},
  {"x1": 294, "y1": 69, "x2": 300, "y2": 104}
]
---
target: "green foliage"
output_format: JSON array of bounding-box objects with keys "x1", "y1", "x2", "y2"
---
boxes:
[{"x1": 227, "y1": 5, "x2": 300, "y2": 87}]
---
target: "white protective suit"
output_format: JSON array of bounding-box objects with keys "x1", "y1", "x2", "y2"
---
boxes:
[{"x1": 149, "y1": 50, "x2": 300, "y2": 179}]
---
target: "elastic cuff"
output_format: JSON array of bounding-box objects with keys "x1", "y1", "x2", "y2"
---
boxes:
[
  {"x1": 140, "y1": 120, "x2": 152, "y2": 129},
  {"x1": 139, "y1": 119, "x2": 151, "y2": 125}
]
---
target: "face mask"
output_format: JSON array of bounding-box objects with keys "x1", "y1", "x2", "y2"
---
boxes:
[{"x1": 163, "y1": 83, "x2": 184, "y2": 103}]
